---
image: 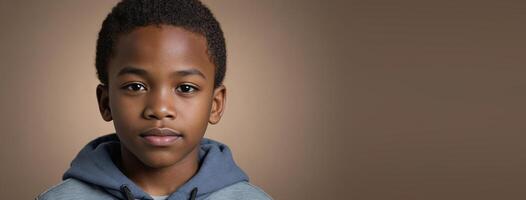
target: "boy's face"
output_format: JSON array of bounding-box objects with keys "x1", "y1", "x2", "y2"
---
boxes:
[{"x1": 96, "y1": 25, "x2": 225, "y2": 168}]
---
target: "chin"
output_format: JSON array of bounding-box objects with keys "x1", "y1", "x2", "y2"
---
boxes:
[{"x1": 139, "y1": 151, "x2": 183, "y2": 169}]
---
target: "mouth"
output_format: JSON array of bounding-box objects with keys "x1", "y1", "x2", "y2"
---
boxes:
[{"x1": 139, "y1": 128, "x2": 183, "y2": 147}]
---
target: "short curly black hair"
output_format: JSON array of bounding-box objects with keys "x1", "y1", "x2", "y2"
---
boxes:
[{"x1": 96, "y1": 0, "x2": 226, "y2": 88}]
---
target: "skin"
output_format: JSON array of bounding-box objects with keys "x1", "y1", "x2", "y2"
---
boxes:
[{"x1": 96, "y1": 25, "x2": 226, "y2": 195}]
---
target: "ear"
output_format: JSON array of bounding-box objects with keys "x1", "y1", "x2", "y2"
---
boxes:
[
  {"x1": 96, "y1": 84, "x2": 112, "y2": 122},
  {"x1": 209, "y1": 85, "x2": 226, "y2": 124}
]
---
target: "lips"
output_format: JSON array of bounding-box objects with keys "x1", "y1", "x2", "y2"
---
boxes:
[
  {"x1": 140, "y1": 128, "x2": 183, "y2": 137},
  {"x1": 139, "y1": 128, "x2": 182, "y2": 147}
]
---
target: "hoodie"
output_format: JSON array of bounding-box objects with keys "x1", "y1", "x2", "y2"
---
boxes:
[{"x1": 36, "y1": 134, "x2": 272, "y2": 200}]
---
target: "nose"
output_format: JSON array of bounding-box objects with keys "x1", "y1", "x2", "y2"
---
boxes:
[{"x1": 143, "y1": 88, "x2": 176, "y2": 120}]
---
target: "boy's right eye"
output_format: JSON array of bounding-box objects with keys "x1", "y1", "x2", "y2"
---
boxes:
[{"x1": 123, "y1": 83, "x2": 147, "y2": 92}]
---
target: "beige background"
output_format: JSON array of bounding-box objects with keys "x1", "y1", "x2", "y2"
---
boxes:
[{"x1": 0, "y1": 0, "x2": 524, "y2": 199}]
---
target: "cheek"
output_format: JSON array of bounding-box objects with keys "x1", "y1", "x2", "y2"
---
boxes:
[
  {"x1": 109, "y1": 95, "x2": 144, "y2": 133},
  {"x1": 177, "y1": 96, "x2": 212, "y2": 131}
]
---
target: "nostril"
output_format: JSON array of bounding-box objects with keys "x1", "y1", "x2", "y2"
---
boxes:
[
  {"x1": 143, "y1": 106, "x2": 176, "y2": 120},
  {"x1": 147, "y1": 113, "x2": 160, "y2": 120},
  {"x1": 146, "y1": 112, "x2": 175, "y2": 120},
  {"x1": 165, "y1": 113, "x2": 175, "y2": 119}
]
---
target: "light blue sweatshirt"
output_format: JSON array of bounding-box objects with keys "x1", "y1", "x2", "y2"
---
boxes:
[{"x1": 36, "y1": 134, "x2": 272, "y2": 200}]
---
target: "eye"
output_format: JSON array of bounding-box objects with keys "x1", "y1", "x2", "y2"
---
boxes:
[
  {"x1": 176, "y1": 84, "x2": 198, "y2": 93},
  {"x1": 123, "y1": 83, "x2": 147, "y2": 92}
]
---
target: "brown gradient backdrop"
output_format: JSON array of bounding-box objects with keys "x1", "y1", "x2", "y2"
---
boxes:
[{"x1": 0, "y1": 0, "x2": 525, "y2": 199}]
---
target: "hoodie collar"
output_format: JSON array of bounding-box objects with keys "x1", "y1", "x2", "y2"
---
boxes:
[{"x1": 63, "y1": 134, "x2": 249, "y2": 200}]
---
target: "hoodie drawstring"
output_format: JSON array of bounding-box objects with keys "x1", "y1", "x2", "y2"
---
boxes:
[
  {"x1": 121, "y1": 185, "x2": 134, "y2": 200},
  {"x1": 189, "y1": 187, "x2": 198, "y2": 200}
]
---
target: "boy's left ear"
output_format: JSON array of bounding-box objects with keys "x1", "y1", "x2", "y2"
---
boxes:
[{"x1": 209, "y1": 85, "x2": 226, "y2": 124}]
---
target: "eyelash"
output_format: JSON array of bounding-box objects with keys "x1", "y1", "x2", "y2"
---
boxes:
[
  {"x1": 176, "y1": 84, "x2": 198, "y2": 93},
  {"x1": 123, "y1": 83, "x2": 147, "y2": 92},
  {"x1": 122, "y1": 83, "x2": 199, "y2": 94}
]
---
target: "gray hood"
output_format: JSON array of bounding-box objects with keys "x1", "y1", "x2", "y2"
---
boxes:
[{"x1": 63, "y1": 134, "x2": 249, "y2": 200}]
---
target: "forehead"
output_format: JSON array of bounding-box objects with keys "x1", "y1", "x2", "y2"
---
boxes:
[{"x1": 109, "y1": 25, "x2": 214, "y2": 80}]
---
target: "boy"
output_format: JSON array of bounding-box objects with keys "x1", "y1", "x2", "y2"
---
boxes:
[{"x1": 36, "y1": 0, "x2": 272, "y2": 199}]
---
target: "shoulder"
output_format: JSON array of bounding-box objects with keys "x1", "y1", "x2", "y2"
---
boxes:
[
  {"x1": 36, "y1": 178, "x2": 112, "y2": 200},
  {"x1": 205, "y1": 181, "x2": 273, "y2": 200}
]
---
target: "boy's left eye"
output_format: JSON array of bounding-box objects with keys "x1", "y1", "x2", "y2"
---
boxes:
[{"x1": 176, "y1": 84, "x2": 198, "y2": 93}]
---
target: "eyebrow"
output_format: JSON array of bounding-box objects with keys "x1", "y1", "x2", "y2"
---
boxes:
[
  {"x1": 173, "y1": 68, "x2": 206, "y2": 80},
  {"x1": 117, "y1": 66, "x2": 148, "y2": 77},
  {"x1": 117, "y1": 66, "x2": 206, "y2": 80}
]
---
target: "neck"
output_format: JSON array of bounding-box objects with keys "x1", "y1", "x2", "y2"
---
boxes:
[{"x1": 118, "y1": 145, "x2": 200, "y2": 196}]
